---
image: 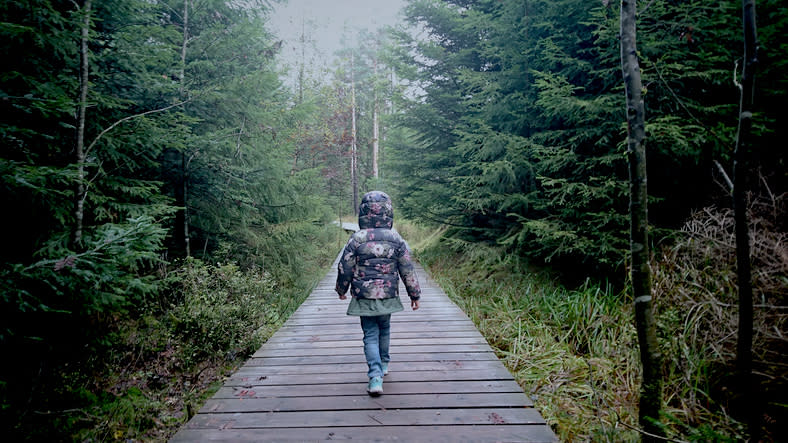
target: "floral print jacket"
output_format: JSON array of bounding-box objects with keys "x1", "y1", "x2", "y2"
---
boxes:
[{"x1": 335, "y1": 191, "x2": 421, "y2": 301}]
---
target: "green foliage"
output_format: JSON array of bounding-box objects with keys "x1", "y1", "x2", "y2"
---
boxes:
[
  {"x1": 387, "y1": 0, "x2": 787, "y2": 282},
  {"x1": 168, "y1": 260, "x2": 279, "y2": 366},
  {"x1": 0, "y1": 0, "x2": 342, "y2": 440}
]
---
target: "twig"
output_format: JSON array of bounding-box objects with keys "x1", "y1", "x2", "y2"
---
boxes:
[
  {"x1": 617, "y1": 419, "x2": 690, "y2": 443},
  {"x1": 733, "y1": 59, "x2": 742, "y2": 91},
  {"x1": 640, "y1": 0, "x2": 657, "y2": 14},
  {"x1": 649, "y1": 60, "x2": 727, "y2": 147},
  {"x1": 714, "y1": 160, "x2": 734, "y2": 193},
  {"x1": 84, "y1": 97, "x2": 194, "y2": 157}
]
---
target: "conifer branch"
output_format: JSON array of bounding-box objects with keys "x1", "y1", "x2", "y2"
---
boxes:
[{"x1": 84, "y1": 98, "x2": 193, "y2": 158}]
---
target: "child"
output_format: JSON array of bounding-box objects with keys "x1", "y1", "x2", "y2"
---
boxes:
[{"x1": 336, "y1": 191, "x2": 421, "y2": 396}]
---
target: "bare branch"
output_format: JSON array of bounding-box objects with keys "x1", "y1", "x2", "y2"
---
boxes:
[{"x1": 714, "y1": 160, "x2": 734, "y2": 193}]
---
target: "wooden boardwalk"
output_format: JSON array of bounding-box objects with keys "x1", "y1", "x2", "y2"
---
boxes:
[{"x1": 171, "y1": 257, "x2": 557, "y2": 442}]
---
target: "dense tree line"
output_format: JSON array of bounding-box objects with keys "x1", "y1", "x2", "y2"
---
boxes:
[
  {"x1": 385, "y1": 0, "x2": 786, "y2": 281},
  {"x1": 0, "y1": 0, "x2": 344, "y2": 438}
]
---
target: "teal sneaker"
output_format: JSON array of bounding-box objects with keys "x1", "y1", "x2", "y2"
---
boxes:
[
  {"x1": 367, "y1": 376, "x2": 383, "y2": 396},
  {"x1": 382, "y1": 362, "x2": 389, "y2": 376}
]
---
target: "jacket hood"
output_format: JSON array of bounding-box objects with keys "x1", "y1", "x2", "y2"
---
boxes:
[{"x1": 358, "y1": 191, "x2": 394, "y2": 229}]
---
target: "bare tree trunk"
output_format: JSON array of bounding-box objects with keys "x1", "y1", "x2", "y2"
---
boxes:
[
  {"x1": 179, "y1": 0, "x2": 189, "y2": 90},
  {"x1": 620, "y1": 1, "x2": 663, "y2": 440},
  {"x1": 734, "y1": 0, "x2": 759, "y2": 438},
  {"x1": 372, "y1": 59, "x2": 380, "y2": 180},
  {"x1": 183, "y1": 152, "x2": 195, "y2": 257},
  {"x1": 180, "y1": 0, "x2": 191, "y2": 256},
  {"x1": 350, "y1": 51, "x2": 359, "y2": 214},
  {"x1": 298, "y1": 16, "x2": 305, "y2": 105},
  {"x1": 74, "y1": 0, "x2": 92, "y2": 247}
]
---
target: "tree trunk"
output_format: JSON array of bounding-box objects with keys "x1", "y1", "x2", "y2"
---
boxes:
[
  {"x1": 183, "y1": 152, "x2": 191, "y2": 257},
  {"x1": 372, "y1": 59, "x2": 380, "y2": 180},
  {"x1": 73, "y1": 0, "x2": 92, "y2": 247},
  {"x1": 734, "y1": 0, "x2": 758, "y2": 438},
  {"x1": 179, "y1": 0, "x2": 189, "y2": 90},
  {"x1": 298, "y1": 16, "x2": 305, "y2": 105},
  {"x1": 180, "y1": 0, "x2": 191, "y2": 256},
  {"x1": 350, "y1": 51, "x2": 359, "y2": 214},
  {"x1": 620, "y1": 1, "x2": 663, "y2": 441}
]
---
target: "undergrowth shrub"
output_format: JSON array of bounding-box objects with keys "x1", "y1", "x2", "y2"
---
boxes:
[
  {"x1": 653, "y1": 194, "x2": 786, "y2": 440},
  {"x1": 169, "y1": 260, "x2": 279, "y2": 367},
  {"x1": 16, "y1": 224, "x2": 340, "y2": 442}
]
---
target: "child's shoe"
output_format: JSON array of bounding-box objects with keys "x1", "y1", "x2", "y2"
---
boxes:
[
  {"x1": 382, "y1": 362, "x2": 389, "y2": 376},
  {"x1": 367, "y1": 376, "x2": 383, "y2": 396}
]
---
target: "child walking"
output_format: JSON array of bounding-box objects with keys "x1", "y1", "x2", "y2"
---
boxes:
[{"x1": 336, "y1": 191, "x2": 421, "y2": 396}]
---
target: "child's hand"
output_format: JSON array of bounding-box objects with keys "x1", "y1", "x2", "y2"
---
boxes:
[
  {"x1": 411, "y1": 299, "x2": 419, "y2": 310},
  {"x1": 339, "y1": 294, "x2": 347, "y2": 300}
]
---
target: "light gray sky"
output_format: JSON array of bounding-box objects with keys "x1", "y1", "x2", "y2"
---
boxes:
[{"x1": 267, "y1": 0, "x2": 407, "y2": 86}]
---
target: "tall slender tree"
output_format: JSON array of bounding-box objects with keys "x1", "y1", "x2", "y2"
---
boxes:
[
  {"x1": 372, "y1": 57, "x2": 380, "y2": 179},
  {"x1": 350, "y1": 50, "x2": 359, "y2": 213},
  {"x1": 734, "y1": 0, "x2": 759, "y2": 438},
  {"x1": 73, "y1": 0, "x2": 92, "y2": 246},
  {"x1": 620, "y1": 0, "x2": 663, "y2": 440}
]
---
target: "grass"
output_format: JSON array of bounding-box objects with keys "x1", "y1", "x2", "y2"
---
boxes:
[
  {"x1": 412, "y1": 225, "x2": 771, "y2": 442},
  {"x1": 415, "y1": 238, "x2": 641, "y2": 442}
]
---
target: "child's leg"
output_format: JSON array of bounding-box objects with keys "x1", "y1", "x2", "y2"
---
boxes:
[
  {"x1": 378, "y1": 314, "x2": 391, "y2": 366},
  {"x1": 360, "y1": 316, "x2": 384, "y2": 378}
]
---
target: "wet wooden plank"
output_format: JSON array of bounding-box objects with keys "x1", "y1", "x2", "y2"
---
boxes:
[
  {"x1": 171, "y1": 425, "x2": 558, "y2": 442},
  {"x1": 234, "y1": 359, "x2": 504, "y2": 375},
  {"x1": 253, "y1": 343, "x2": 493, "y2": 358},
  {"x1": 236, "y1": 351, "x2": 500, "y2": 367},
  {"x1": 223, "y1": 367, "x2": 516, "y2": 386},
  {"x1": 200, "y1": 392, "x2": 533, "y2": 413},
  {"x1": 183, "y1": 407, "x2": 546, "y2": 428},
  {"x1": 212, "y1": 380, "x2": 524, "y2": 399}
]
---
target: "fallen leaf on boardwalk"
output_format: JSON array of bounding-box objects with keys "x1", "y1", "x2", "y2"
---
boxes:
[{"x1": 488, "y1": 412, "x2": 506, "y2": 424}]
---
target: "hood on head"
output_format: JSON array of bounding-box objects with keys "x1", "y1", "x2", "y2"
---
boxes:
[{"x1": 358, "y1": 191, "x2": 394, "y2": 229}]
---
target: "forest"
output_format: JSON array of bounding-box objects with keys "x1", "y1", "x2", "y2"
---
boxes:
[{"x1": 1, "y1": 0, "x2": 785, "y2": 441}]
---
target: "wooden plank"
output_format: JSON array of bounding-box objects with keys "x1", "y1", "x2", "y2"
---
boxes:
[
  {"x1": 200, "y1": 392, "x2": 532, "y2": 413},
  {"x1": 211, "y1": 380, "x2": 524, "y2": 399},
  {"x1": 238, "y1": 351, "x2": 500, "y2": 367},
  {"x1": 171, "y1": 425, "x2": 558, "y2": 442},
  {"x1": 277, "y1": 323, "x2": 480, "y2": 333},
  {"x1": 183, "y1": 407, "x2": 546, "y2": 428},
  {"x1": 223, "y1": 367, "x2": 516, "y2": 386},
  {"x1": 267, "y1": 330, "x2": 484, "y2": 341},
  {"x1": 262, "y1": 337, "x2": 490, "y2": 348},
  {"x1": 233, "y1": 359, "x2": 501, "y2": 375},
  {"x1": 253, "y1": 343, "x2": 492, "y2": 358}
]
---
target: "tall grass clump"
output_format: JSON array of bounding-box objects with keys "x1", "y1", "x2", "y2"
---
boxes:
[{"x1": 417, "y1": 237, "x2": 640, "y2": 442}]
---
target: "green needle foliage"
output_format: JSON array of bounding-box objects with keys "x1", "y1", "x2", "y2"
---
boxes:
[
  {"x1": 0, "y1": 0, "x2": 340, "y2": 439},
  {"x1": 386, "y1": 0, "x2": 786, "y2": 281}
]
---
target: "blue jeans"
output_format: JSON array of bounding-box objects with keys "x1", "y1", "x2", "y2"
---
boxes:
[{"x1": 360, "y1": 315, "x2": 391, "y2": 378}]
